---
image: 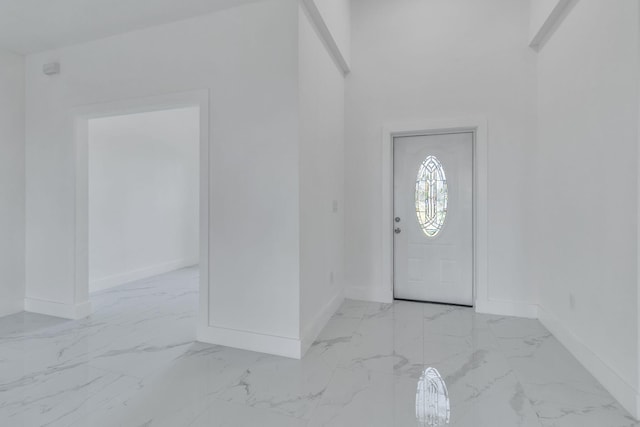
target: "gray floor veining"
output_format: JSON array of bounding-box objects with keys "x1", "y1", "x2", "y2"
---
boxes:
[{"x1": 0, "y1": 267, "x2": 636, "y2": 426}]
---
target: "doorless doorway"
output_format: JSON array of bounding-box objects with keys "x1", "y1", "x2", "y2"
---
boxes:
[
  {"x1": 72, "y1": 90, "x2": 210, "y2": 322},
  {"x1": 87, "y1": 107, "x2": 200, "y2": 293}
]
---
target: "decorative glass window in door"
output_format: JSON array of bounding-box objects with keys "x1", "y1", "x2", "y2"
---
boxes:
[{"x1": 415, "y1": 156, "x2": 448, "y2": 237}]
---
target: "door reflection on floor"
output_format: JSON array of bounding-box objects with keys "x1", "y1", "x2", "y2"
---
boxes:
[{"x1": 416, "y1": 367, "x2": 450, "y2": 426}]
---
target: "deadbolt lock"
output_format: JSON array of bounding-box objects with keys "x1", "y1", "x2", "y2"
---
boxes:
[{"x1": 395, "y1": 217, "x2": 401, "y2": 223}]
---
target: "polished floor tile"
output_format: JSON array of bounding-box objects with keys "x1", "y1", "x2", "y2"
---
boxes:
[{"x1": 0, "y1": 267, "x2": 636, "y2": 426}]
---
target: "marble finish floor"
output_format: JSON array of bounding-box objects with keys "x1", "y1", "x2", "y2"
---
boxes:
[{"x1": 0, "y1": 267, "x2": 636, "y2": 426}]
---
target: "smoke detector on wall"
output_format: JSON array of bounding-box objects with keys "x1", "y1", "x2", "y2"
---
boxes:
[{"x1": 43, "y1": 62, "x2": 60, "y2": 76}]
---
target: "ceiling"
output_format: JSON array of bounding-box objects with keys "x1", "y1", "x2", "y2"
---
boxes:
[{"x1": 0, "y1": 0, "x2": 259, "y2": 54}]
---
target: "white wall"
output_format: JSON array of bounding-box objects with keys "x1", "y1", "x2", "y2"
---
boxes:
[
  {"x1": 25, "y1": 0, "x2": 301, "y2": 347},
  {"x1": 88, "y1": 107, "x2": 199, "y2": 292},
  {"x1": 0, "y1": 49, "x2": 25, "y2": 317},
  {"x1": 346, "y1": 0, "x2": 538, "y2": 313},
  {"x1": 531, "y1": 0, "x2": 640, "y2": 416},
  {"x1": 312, "y1": 0, "x2": 351, "y2": 66},
  {"x1": 528, "y1": 0, "x2": 578, "y2": 50},
  {"x1": 298, "y1": 3, "x2": 346, "y2": 349},
  {"x1": 529, "y1": 0, "x2": 562, "y2": 42}
]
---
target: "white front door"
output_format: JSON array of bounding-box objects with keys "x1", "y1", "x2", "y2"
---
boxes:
[{"x1": 393, "y1": 132, "x2": 473, "y2": 305}]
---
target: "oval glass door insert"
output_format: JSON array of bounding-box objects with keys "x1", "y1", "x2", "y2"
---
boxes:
[{"x1": 415, "y1": 155, "x2": 448, "y2": 237}]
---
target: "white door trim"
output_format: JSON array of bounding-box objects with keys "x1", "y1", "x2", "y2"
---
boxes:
[
  {"x1": 381, "y1": 117, "x2": 488, "y2": 309},
  {"x1": 71, "y1": 90, "x2": 210, "y2": 325}
]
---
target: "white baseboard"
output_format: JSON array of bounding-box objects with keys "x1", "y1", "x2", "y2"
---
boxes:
[
  {"x1": 344, "y1": 285, "x2": 392, "y2": 304},
  {"x1": 197, "y1": 324, "x2": 302, "y2": 359},
  {"x1": 300, "y1": 290, "x2": 344, "y2": 356},
  {"x1": 24, "y1": 298, "x2": 93, "y2": 320},
  {"x1": 475, "y1": 298, "x2": 538, "y2": 319},
  {"x1": 197, "y1": 291, "x2": 342, "y2": 360},
  {"x1": 90, "y1": 258, "x2": 198, "y2": 292},
  {"x1": 0, "y1": 299, "x2": 24, "y2": 318},
  {"x1": 538, "y1": 306, "x2": 639, "y2": 419}
]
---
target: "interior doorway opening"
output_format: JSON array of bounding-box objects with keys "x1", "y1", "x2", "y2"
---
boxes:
[
  {"x1": 73, "y1": 90, "x2": 210, "y2": 331},
  {"x1": 87, "y1": 107, "x2": 200, "y2": 294}
]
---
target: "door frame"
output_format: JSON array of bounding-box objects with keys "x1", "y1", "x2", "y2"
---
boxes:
[
  {"x1": 381, "y1": 117, "x2": 488, "y2": 309},
  {"x1": 71, "y1": 89, "x2": 210, "y2": 323}
]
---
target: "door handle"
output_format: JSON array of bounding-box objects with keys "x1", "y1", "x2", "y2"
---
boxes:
[{"x1": 394, "y1": 228, "x2": 401, "y2": 234}]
